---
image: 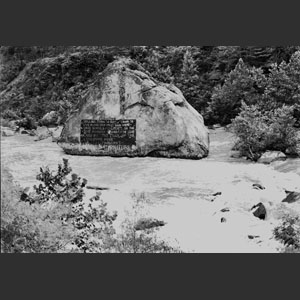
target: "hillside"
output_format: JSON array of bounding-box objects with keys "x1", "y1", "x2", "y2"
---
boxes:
[{"x1": 1, "y1": 46, "x2": 300, "y2": 126}]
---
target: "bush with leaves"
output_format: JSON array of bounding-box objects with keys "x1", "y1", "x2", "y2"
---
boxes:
[
  {"x1": 71, "y1": 193, "x2": 118, "y2": 253},
  {"x1": 1, "y1": 168, "x2": 75, "y2": 253},
  {"x1": 2, "y1": 159, "x2": 182, "y2": 253},
  {"x1": 30, "y1": 158, "x2": 87, "y2": 205},
  {"x1": 231, "y1": 103, "x2": 298, "y2": 160},
  {"x1": 15, "y1": 115, "x2": 37, "y2": 130},
  {"x1": 0, "y1": 109, "x2": 20, "y2": 121},
  {"x1": 274, "y1": 215, "x2": 300, "y2": 252},
  {"x1": 112, "y1": 193, "x2": 181, "y2": 253}
]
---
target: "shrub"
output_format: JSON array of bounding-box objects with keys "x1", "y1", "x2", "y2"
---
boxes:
[
  {"x1": 30, "y1": 158, "x2": 87, "y2": 205},
  {"x1": 2, "y1": 160, "x2": 182, "y2": 253},
  {"x1": 114, "y1": 224, "x2": 181, "y2": 253},
  {"x1": 232, "y1": 103, "x2": 298, "y2": 160},
  {"x1": 71, "y1": 193, "x2": 118, "y2": 253},
  {"x1": 273, "y1": 215, "x2": 300, "y2": 252},
  {"x1": 113, "y1": 193, "x2": 181, "y2": 253},
  {"x1": 0, "y1": 109, "x2": 20, "y2": 121},
  {"x1": 1, "y1": 168, "x2": 75, "y2": 253},
  {"x1": 15, "y1": 115, "x2": 37, "y2": 130}
]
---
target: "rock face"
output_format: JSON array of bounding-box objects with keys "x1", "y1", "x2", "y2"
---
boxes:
[
  {"x1": 58, "y1": 58, "x2": 209, "y2": 159},
  {"x1": 257, "y1": 151, "x2": 286, "y2": 164}
]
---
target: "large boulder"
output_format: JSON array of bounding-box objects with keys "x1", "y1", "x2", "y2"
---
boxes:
[{"x1": 58, "y1": 58, "x2": 209, "y2": 159}]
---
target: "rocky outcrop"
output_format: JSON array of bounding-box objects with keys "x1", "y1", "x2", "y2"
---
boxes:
[{"x1": 58, "y1": 58, "x2": 209, "y2": 159}]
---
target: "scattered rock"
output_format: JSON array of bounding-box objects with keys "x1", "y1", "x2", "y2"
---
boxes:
[
  {"x1": 248, "y1": 235, "x2": 260, "y2": 239},
  {"x1": 213, "y1": 124, "x2": 222, "y2": 129},
  {"x1": 86, "y1": 185, "x2": 110, "y2": 190},
  {"x1": 20, "y1": 187, "x2": 31, "y2": 203},
  {"x1": 1, "y1": 126, "x2": 15, "y2": 137},
  {"x1": 252, "y1": 183, "x2": 265, "y2": 190},
  {"x1": 251, "y1": 202, "x2": 267, "y2": 220},
  {"x1": 220, "y1": 208, "x2": 230, "y2": 212},
  {"x1": 58, "y1": 58, "x2": 209, "y2": 159},
  {"x1": 212, "y1": 191, "x2": 222, "y2": 196},
  {"x1": 257, "y1": 151, "x2": 286, "y2": 164},
  {"x1": 134, "y1": 218, "x2": 166, "y2": 231},
  {"x1": 282, "y1": 192, "x2": 300, "y2": 204},
  {"x1": 21, "y1": 130, "x2": 30, "y2": 134}
]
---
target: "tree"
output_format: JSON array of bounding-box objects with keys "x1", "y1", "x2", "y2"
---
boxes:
[
  {"x1": 208, "y1": 58, "x2": 267, "y2": 125},
  {"x1": 174, "y1": 47, "x2": 202, "y2": 109}
]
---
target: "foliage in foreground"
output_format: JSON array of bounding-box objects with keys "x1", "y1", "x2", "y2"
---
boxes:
[
  {"x1": 273, "y1": 215, "x2": 300, "y2": 253},
  {"x1": 1, "y1": 168, "x2": 75, "y2": 253},
  {"x1": 1, "y1": 160, "x2": 180, "y2": 253}
]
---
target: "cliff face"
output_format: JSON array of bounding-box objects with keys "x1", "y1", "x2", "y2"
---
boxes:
[{"x1": 58, "y1": 58, "x2": 209, "y2": 159}]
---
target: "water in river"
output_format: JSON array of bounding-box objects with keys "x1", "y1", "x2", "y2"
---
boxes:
[{"x1": 1, "y1": 128, "x2": 300, "y2": 252}]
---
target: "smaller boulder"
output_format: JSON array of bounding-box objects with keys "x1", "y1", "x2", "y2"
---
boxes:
[
  {"x1": 48, "y1": 126, "x2": 63, "y2": 142},
  {"x1": 134, "y1": 218, "x2": 166, "y2": 231},
  {"x1": 252, "y1": 183, "x2": 265, "y2": 190},
  {"x1": 230, "y1": 151, "x2": 243, "y2": 159},
  {"x1": 220, "y1": 208, "x2": 230, "y2": 212},
  {"x1": 33, "y1": 126, "x2": 52, "y2": 141},
  {"x1": 248, "y1": 235, "x2": 260, "y2": 239},
  {"x1": 21, "y1": 129, "x2": 30, "y2": 134},
  {"x1": 86, "y1": 185, "x2": 110, "y2": 191},
  {"x1": 40, "y1": 111, "x2": 59, "y2": 127},
  {"x1": 212, "y1": 191, "x2": 222, "y2": 196},
  {"x1": 282, "y1": 192, "x2": 300, "y2": 204},
  {"x1": 1, "y1": 126, "x2": 15, "y2": 137},
  {"x1": 251, "y1": 202, "x2": 267, "y2": 220},
  {"x1": 257, "y1": 151, "x2": 286, "y2": 164},
  {"x1": 213, "y1": 124, "x2": 222, "y2": 129}
]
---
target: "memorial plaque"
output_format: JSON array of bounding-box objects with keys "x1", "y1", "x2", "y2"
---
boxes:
[{"x1": 80, "y1": 119, "x2": 136, "y2": 146}]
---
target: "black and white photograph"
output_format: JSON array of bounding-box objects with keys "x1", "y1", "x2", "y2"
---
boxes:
[{"x1": 1, "y1": 46, "x2": 300, "y2": 253}]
